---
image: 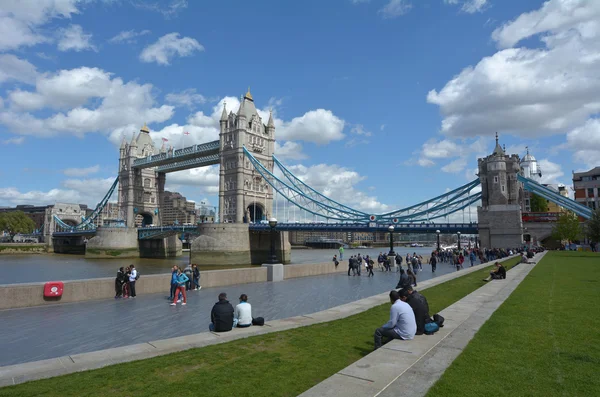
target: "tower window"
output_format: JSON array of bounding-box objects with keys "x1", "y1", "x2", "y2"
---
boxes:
[
  {"x1": 501, "y1": 185, "x2": 505, "y2": 193},
  {"x1": 493, "y1": 176, "x2": 499, "y2": 183}
]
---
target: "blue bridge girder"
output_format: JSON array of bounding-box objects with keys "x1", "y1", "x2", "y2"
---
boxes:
[
  {"x1": 137, "y1": 222, "x2": 479, "y2": 240},
  {"x1": 132, "y1": 140, "x2": 220, "y2": 170},
  {"x1": 156, "y1": 153, "x2": 219, "y2": 173},
  {"x1": 52, "y1": 230, "x2": 97, "y2": 237}
]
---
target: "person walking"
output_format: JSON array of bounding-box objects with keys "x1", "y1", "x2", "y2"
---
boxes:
[
  {"x1": 128, "y1": 265, "x2": 138, "y2": 298},
  {"x1": 192, "y1": 264, "x2": 201, "y2": 291},
  {"x1": 429, "y1": 254, "x2": 437, "y2": 273},
  {"x1": 169, "y1": 266, "x2": 178, "y2": 300},
  {"x1": 115, "y1": 267, "x2": 126, "y2": 299},
  {"x1": 170, "y1": 268, "x2": 188, "y2": 306},
  {"x1": 339, "y1": 246, "x2": 344, "y2": 260}
]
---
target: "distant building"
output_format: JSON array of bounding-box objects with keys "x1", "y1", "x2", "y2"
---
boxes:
[
  {"x1": 0, "y1": 203, "x2": 90, "y2": 232},
  {"x1": 520, "y1": 148, "x2": 542, "y2": 212},
  {"x1": 161, "y1": 191, "x2": 196, "y2": 226},
  {"x1": 573, "y1": 167, "x2": 600, "y2": 210},
  {"x1": 196, "y1": 202, "x2": 216, "y2": 223},
  {"x1": 543, "y1": 184, "x2": 569, "y2": 212}
]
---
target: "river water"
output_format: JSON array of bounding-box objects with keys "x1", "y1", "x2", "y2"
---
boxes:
[{"x1": 0, "y1": 246, "x2": 434, "y2": 285}]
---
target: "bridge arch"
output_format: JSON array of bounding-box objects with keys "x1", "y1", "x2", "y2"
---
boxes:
[
  {"x1": 246, "y1": 202, "x2": 265, "y2": 223},
  {"x1": 135, "y1": 212, "x2": 154, "y2": 227}
]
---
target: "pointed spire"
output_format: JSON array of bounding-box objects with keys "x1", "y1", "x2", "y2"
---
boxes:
[
  {"x1": 492, "y1": 132, "x2": 504, "y2": 156},
  {"x1": 120, "y1": 137, "x2": 126, "y2": 149},
  {"x1": 130, "y1": 131, "x2": 137, "y2": 146},
  {"x1": 267, "y1": 108, "x2": 275, "y2": 128},
  {"x1": 140, "y1": 122, "x2": 150, "y2": 134},
  {"x1": 526, "y1": 146, "x2": 529, "y2": 155},
  {"x1": 220, "y1": 101, "x2": 228, "y2": 121},
  {"x1": 244, "y1": 86, "x2": 253, "y2": 101},
  {"x1": 237, "y1": 95, "x2": 246, "y2": 118}
]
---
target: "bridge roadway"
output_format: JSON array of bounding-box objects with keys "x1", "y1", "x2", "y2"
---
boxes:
[{"x1": 0, "y1": 260, "x2": 479, "y2": 367}]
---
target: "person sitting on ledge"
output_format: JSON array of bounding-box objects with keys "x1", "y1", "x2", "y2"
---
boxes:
[
  {"x1": 401, "y1": 286, "x2": 430, "y2": 335},
  {"x1": 210, "y1": 292, "x2": 234, "y2": 332},
  {"x1": 483, "y1": 262, "x2": 506, "y2": 282},
  {"x1": 373, "y1": 290, "x2": 416, "y2": 350},
  {"x1": 234, "y1": 294, "x2": 253, "y2": 328}
]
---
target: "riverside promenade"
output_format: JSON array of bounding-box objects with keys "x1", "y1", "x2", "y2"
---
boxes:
[{"x1": 0, "y1": 261, "x2": 465, "y2": 368}]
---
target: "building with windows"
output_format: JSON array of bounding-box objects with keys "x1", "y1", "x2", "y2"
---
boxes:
[
  {"x1": 543, "y1": 184, "x2": 569, "y2": 212},
  {"x1": 161, "y1": 191, "x2": 196, "y2": 226},
  {"x1": 573, "y1": 167, "x2": 600, "y2": 211}
]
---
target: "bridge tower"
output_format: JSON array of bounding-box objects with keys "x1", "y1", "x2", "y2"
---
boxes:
[
  {"x1": 477, "y1": 134, "x2": 523, "y2": 248},
  {"x1": 118, "y1": 124, "x2": 165, "y2": 228},
  {"x1": 219, "y1": 89, "x2": 275, "y2": 223}
]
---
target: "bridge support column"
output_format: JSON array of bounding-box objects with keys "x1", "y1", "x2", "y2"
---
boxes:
[
  {"x1": 477, "y1": 205, "x2": 523, "y2": 249},
  {"x1": 139, "y1": 235, "x2": 182, "y2": 258},
  {"x1": 85, "y1": 227, "x2": 140, "y2": 258}
]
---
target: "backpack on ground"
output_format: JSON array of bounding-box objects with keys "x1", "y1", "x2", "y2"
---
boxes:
[
  {"x1": 424, "y1": 322, "x2": 440, "y2": 335},
  {"x1": 252, "y1": 317, "x2": 265, "y2": 326},
  {"x1": 433, "y1": 313, "x2": 445, "y2": 327}
]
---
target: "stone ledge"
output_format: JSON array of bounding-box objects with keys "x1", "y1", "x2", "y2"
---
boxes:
[
  {"x1": 0, "y1": 255, "x2": 520, "y2": 388},
  {"x1": 299, "y1": 252, "x2": 545, "y2": 397}
]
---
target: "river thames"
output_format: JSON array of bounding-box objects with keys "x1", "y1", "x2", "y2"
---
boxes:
[{"x1": 0, "y1": 246, "x2": 435, "y2": 284}]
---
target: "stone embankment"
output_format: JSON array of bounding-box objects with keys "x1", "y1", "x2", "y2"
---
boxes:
[{"x1": 0, "y1": 244, "x2": 48, "y2": 255}]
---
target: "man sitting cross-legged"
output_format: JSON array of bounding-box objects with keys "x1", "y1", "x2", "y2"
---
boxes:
[
  {"x1": 401, "y1": 286, "x2": 430, "y2": 336},
  {"x1": 373, "y1": 290, "x2": 416, "y2": 350},
  {"x1": 483, "y1": 261, "x2": 506, "y2": 282}
]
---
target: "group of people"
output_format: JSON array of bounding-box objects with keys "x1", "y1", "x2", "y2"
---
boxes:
[
  {"x1": 209, "y1": 292, "x2": 264, "y2": 332},
  {"x1": 114, "y1": 264, "x2": 138, "y2": 299},
  {"x1": 169, "y1": 264, "x2": 201, "y2": 306}
]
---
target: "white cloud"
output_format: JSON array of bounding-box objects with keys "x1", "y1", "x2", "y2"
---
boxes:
[
  {"x1": 492, "y1": 0, "x2": 600, "y2": 49},
  {"x1": 428, "y1": 1, "x2": 600, "y2": 139},
  {"x1": 166, "y1": 88, "x2": 207, "y2": 109},
  {"x1": 57, "y1": 24, "x2": 96, "y2": 52},
  {"x1": 441, "y1": 157, "x2": 468, "y2": 173},
  {"x1": 274, "y1": 141, "x2": 306, "y2": 161},
  {"x1": 277, "y1": 109, "x2": 345, "y2": 144},
  {"x1": 284, "y1": 163, "x2": 389, "y2": 213},
  {"x1": 2, "y1": 136, "x2": 25, "y2": 145},
  {"x1": 132, "y1": 0, "x2": 188, "y2": 18},
  {"x1": 0, "y1": 0, "x2": 80, "y2": 51},
  {"x1": 565, "y1": 119, "x2": 600, "y2": 168},
  {"x1": 378, "y1": 0, "x2": 412, "y2": 18},
  {"x1": 538, "y1": 159, "x2": 565, "y2": 184},
  {"x1": 0, "y1": 54, "x2": 37, "y2": 85},
  {"x1": 63, "y1": 165, "x2": 100, "y2": 177},
  {"x1": 2, "y1": 66, "x2": 174, "y2": 137},
  {"x1": 139, "y1": 33, "x2": 204, "y2": 65},
  {"x1": 165, "y1": 166, "x2": 220, "y2": 196},
  {"x1": 0, "y1": 177, "x2": 116, "y2": 207},
  {"x1": 109, "y1": 29, "x2": 151, "y2": 44},
  {"x1": 418, "y1": 158, "x2": 435, "y2": 167},
  {"x1": 421, "y1": 139, "x2": 461, "y2": 159},
  {"x1": 444, "y1": 0, "x2": 488, "y2": 14}
]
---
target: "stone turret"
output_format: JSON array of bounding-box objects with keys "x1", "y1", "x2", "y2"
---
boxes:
[{"x1": 477, "y1": 133, "x2": 523, "y2": 249}]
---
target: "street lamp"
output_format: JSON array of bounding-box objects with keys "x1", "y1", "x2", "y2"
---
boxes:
[
  {"x1": 388, "y1": 225, "x2": 395, "y2": 256},
  {"x1": 457, "y1": 231, "x2": 461, "y2": 251},
  {"x1": 268, "y1": 217, "x2": 278, "y2": 264},
  {"x1": 436, "y1": 229, "x2": 441, "y2": 251}
]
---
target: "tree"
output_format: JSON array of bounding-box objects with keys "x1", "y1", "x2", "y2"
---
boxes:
[
  {"x1": 586, "y1": 209, "x2": 600, "y2": 244},
  {"x1": 530, "y1": 193, "x2": 549, "y2": 212},
  {"x1": 0, "y1": 211, "x2": 36, "y2": 235},
  {"x1": 552, "y1": 212, "x2": 582, "y2": 243}
]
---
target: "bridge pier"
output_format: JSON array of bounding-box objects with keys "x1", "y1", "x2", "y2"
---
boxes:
[
  {"x1": 139, "y1": 235, "x2": 182, "y2": 259},
  {"x1": 52, "y1": 236, "x2": 87, "y2": 255},
  {"x1": 190, "y1": 224, "x2": 290, "y2": 266},
  {"x1": 85, "y1": 227, "x2": 140, "y2": 258}
]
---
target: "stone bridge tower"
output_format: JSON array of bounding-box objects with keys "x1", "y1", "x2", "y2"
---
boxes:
[
  {"x1": 218, "y1": 89, "x2": 275, "y2": 223},
  {"x1": 477, "y1": 134, "x2": 523, "y2": 248},
  {"x1": 118, "y1": 124, "x2": 165, "y2": 228}
]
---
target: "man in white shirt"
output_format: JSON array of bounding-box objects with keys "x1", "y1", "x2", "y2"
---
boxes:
[
  {"x1": 234, "y1": 294, "x2": 253, "y2": 328},
  {"x1": 374, "y1": 290, "x2": 416, "y2": 350}
]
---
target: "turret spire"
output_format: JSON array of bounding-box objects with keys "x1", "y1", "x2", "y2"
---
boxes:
[
  {"x1": 220, "y1": 101, "x2": 228, "y2": 121},
  {"x1": 267, "y1": 108, "x2": 275, "y2": 128},
  {"x1": 237, "y1": 95, "x2": 246, "y2": 117},
  {"x1": 492, "y1": 132, "x2": 504, "y2": 156}
]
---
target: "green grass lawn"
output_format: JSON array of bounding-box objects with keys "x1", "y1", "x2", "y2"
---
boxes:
[
  {"x1": 427, "y1": 251, "x2": 600, "y2": 397},
  {"x1": 0, "y1": 257, "x2": 521, "y2": 397}
]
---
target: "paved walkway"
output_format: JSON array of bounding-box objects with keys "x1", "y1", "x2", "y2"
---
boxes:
[
  {"x1": 0, "y1": 261, "x2": 468, "y2": 367},
  {"x1": 0, "y1": 257, "x2": 504, "y2": 388},
  {"x1": 299, "y1": 253, "x2": 545, "y2": 397}
]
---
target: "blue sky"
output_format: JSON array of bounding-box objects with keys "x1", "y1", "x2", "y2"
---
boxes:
[{"x1": 1, "y1": 0, "x2": 599, "y2": 218}]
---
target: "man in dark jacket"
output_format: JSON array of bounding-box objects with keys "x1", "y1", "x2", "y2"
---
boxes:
[
  {"x1": 210, "y1": 292, "x2": 234, "y2": 332},
  {"x1": 483, "y1": 262, "x2": 506, "y2": 281},
  {"x1": 396, "y1": 268, "x2": 411, "y2": 290},
  {"x1": 401, "y1": 287, "x2": 430, "y2": 335}
]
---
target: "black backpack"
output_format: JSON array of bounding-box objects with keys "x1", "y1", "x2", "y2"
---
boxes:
[
  {"x1": 252, "y1": 317, "x2": 265, "y2": 326},
  {"x1": 135, "y1": 271, "x2": 140, "y2": 281}
]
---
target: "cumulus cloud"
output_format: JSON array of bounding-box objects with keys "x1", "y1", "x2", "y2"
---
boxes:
[
  {"x1": 277, "y1": 109, "x2": 345, "y2": 144},
  {"x1": 165, "y1": 88, "x2": 207, "y2": 109},
  {"x1": 0, "y1": 0, "x2": 80, "y2": 51},
  {"x1": 538, "y1": 159, "x2": 565, "y2": 185},
  {"x1": 0, "y1": 177, "x2": 116, "y2": 207},
  {"x1": 63, "y1": 165, "x2": 100, "y2": 177},
  {"x1": 57, "y1": 24, "x2": 96, "y2": 52},
  {"x1": 441, "y1": 157, "x2": 468, "y2": 174},
  {"x1": 565, "y1": 119, "x2": 600, "y2": 168},
  {"x1": 427, "y1": 0, "x2": 600, "y2": 145},
  {"x1": 139, "y1": 32, "x2": 204, "y2": 65},
  {"x1": 2, "y1": 66, "x2": 174, "y2": 137},
  {"x1": 0, "y1": 54, "x2": 38, "y2": 84},
  {"x1": 165, "y1": 166, "x2": 220, "y2": 196},
  {"x1": 378, "y1": 0, "x2": 412, "y2": 18},
  {"x1": 284, "y1": 163, "x2": 389, "y2": 213},
  {"x1": 109, "y1": 29, "x2": 151, "y2": 44},
  {"x1": 274, "y1": 141, "x2": 307, "y2": 161}
]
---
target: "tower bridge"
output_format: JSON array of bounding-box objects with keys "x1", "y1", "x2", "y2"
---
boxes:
[{"x1": 48, "y1": 89, "x2": 593, "y2": 262}]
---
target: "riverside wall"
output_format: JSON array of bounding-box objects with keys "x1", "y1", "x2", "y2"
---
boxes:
[
  {"x1": 0, "y1": 260, "x2": 350, "y2": 310},
  {"x1": 0, "y1": 243, "x2": 48, "y2": 255}
]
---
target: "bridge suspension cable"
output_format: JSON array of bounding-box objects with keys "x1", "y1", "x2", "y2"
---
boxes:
[
  {"x1": 53, "y1": 176, "x2": 119, "y2": 232},
  {"x1": 243, "y1": 147, "x2": 482, "y2": 223}
]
